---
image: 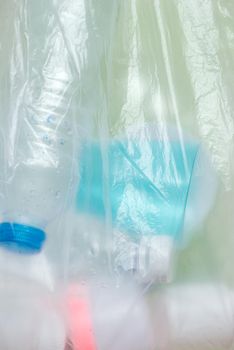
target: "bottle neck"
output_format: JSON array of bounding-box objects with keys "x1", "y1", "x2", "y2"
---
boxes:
[{"x1": 0, "y1": 222, "x2": 46, "y2": 253}]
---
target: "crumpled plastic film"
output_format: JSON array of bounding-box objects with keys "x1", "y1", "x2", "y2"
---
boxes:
[{"x1": 0, "y1": 0, "x2": 234, "y2": 350}]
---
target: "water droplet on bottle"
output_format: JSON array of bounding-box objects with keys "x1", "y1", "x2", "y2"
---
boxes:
[
  {"x1": 42, "y1": 134, "x2": 52, "y2": 145},
  {"x1": 59, "y1": 138, "x2": 65, "y2": 145},
  {"x1": 47, "y1": 115, "x2": 55, "y2": 124}
]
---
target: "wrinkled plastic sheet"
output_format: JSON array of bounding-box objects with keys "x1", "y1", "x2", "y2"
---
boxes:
[{"x1": 0, "y1": 1, "x2": 234, "y2": 349}]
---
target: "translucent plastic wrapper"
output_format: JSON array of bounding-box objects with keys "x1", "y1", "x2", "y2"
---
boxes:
[{"x1": 0, "y1": 0, "x2": 234, "y2": 349}]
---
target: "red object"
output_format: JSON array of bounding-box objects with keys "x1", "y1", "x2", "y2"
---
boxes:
[{"x1": 65, "y1": 285, "x2": 97, "y2": 350}]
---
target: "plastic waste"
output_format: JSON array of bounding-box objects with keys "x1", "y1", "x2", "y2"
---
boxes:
[
  {"x1": 151, "y1": 283, "x2": 234, "y2": 350},
  {"x1": 64, "y1": 278, "x2": 154, "y2": 350},
  {"x1": 0, "y1": 0, "x2": 233, "y2": 349},
  {"x1": 65, "y1": 280, "x2": 234, "y2": 350},
  {"x1": 76, "y1": 124, "x2": 217, "y2": 284},
  {"x1": 0, "y1": 252, "x2": 65, "y2": 350},
  {"x1": 0, "y1": 0, "x2": 76, "y2": 253}
]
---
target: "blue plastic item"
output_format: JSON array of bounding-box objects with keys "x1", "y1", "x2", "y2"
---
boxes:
[
  {"x1": 77, "y1": 140, "x2": 198, "y2": 243},
  {"x1": 0, "y1": 222, "x2": 46, "y2": 253}
]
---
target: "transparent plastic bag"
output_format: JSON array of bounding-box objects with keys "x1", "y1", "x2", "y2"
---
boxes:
[{"x1": 0, "y1": 0, "x2": 234, "y2": 349}]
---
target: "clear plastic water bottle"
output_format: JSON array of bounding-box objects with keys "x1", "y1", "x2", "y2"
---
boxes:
[
  {"x1": 0, "y1": 271, "x2": 66, "y2": 350},
  {"x1": 0, "y1": 0, "x2": 77, "y2": 253}
]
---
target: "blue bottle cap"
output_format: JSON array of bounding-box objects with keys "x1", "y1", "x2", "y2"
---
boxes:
[{"x1": 0, "y1": 222, "x2": 46, "y2": 253}]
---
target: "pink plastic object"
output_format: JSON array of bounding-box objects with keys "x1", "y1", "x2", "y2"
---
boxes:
[{"x1": 65, "y1": 285, "x2": 97, "y2": 350}]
